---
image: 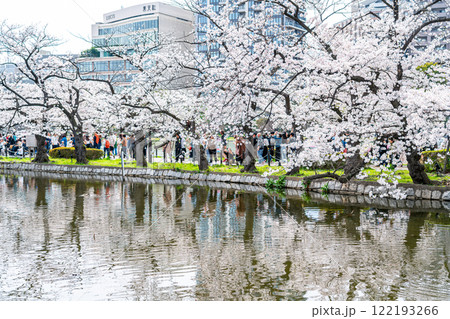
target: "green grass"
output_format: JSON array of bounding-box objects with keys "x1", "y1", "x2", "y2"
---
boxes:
[
  {"x1": 1, "y1": 156, "x2": 449, "y2": 185},
  {"x1": 0, "y1": 157, "x2": 32, "y2": 163},
  {"x1": 0, "y1": 156, "x2": 137, "y2": 168}
]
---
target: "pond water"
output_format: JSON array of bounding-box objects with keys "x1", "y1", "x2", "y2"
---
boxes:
[{"x1": 0, "y1": 174, "x2": 449, "y2": 301}]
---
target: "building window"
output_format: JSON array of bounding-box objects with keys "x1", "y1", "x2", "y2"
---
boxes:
[
  {"x1": 126, "y1": 61, "x2": 138, "y2": 70},
  {"x1": 98, "y1": 19, "x2": 158, "y2": 36},
  {"x1": 110, "y1": 60, "x2": 124, "y2": 71},
  {"x1": 93, "y1": 61, "x2": 108, "y2": 72}
]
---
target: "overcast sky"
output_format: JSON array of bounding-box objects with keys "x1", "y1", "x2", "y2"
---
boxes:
[{"x1": 1, "y1": 0, "x2": 174, "y2": 54}]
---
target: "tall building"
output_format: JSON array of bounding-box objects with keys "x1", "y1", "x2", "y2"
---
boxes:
[
  {"x1": 196, "y1": 1, "x2": 306, "y2": 58},
  {"x1": 338, "y1": 0, "x2": 450, "y2": 51},
  {"x1": 79, "y1": 2, "x2": 194, "y2": 84}
]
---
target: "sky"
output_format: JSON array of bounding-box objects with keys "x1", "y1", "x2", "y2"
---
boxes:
[{"x1": 1, "y1": 0, "x2": 175, "y2": 54}]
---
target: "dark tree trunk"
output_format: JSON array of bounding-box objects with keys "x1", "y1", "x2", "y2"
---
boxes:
[
  {"x1": 303, "y1": 151, "x2": 365, "y2": 183},
  {"x1": 444, "y1": 138, "x2": 449, "y2": 174},
  {"x1": 407, "y1": 149, "x2": 432, "y2": 185},
  {"x1": 240, "y1": 139, "x2": 258, "y2": 173},
  {"x1": 241, "y1": 148, "x2": 258, "y2": 173},
  {"x1": 343, "y1": 151, "x2": 365, "y2": 179},
  {"x1": 73, "y1": 132, "x2": 88, "y2": 164},
  {"x1": 32, "y1": 134, "x2": 49, "y2": 163},
  {"x1": 198, "y1": 144, "x2": 209, "y2": 171},
  {"x1": 135, "y1": 130, "x2": 147, "y2": 167},
  {"x1": 287, "y1": 166, "x2": 300, "y2": 175}
]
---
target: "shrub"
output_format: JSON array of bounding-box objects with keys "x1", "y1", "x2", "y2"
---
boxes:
[
  {"x1": 265, "y1": 175, "x2": 286, "y2": 192},
  {"x1": 422, "y1": 150, "x2": 449, "y2": 173},
  {"x1": 49, "y1": 147, "x2": 104, "y2": 160}
]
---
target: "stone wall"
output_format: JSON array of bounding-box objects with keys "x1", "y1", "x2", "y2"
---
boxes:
[{"x1": 1, "y1": 162, "x2": 449, "y2": 203}]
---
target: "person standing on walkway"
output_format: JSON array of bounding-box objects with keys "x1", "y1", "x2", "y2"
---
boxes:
[
  {"x1": 162, "y1": 138, "x2": 173, "y2": 163},
  {"x1": 274, "y1": 131, "x2": 282, "y2": 166},
  {"x1": 104, "y1": 137, "x2": 111, "y2": 159},
  {"x1": 51, "y1": 134, "x2": 59, "y2": 149},
  {"x1": 121, "y1": 135, "x2": 128, "y2": 159},
  {"x1": 256, "y1": 133, "x2": 264, "y2": 164},
  {"x1": 175, "y1": 133, "x2": 184, "y2": 163},
  {"x1": 207, "y1": 136, "x2": 217, "y2": 164},
  {"x1": 235, "y1": 136, "x2": 246, "y2": 166},
  {"x1": 93, "y1": 132, "x2": 100, "y2": 149},
  {"x1": 109, "y1": 134, "x2": 117, "y2": 158}
]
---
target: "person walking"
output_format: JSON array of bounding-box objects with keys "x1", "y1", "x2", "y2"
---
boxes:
[
  {"x1": 51, "y1": 134, "x2": 59, "y2": 149},
  {"x1": 235, "y1": 136, "x2": 246, "y2": 166},
  {"x1": 104, "y1": 137, "x2": 111, "y2": 159},
  {"x1": 274, "y1": 131, "x2": 282, "y2": 166},
  {"x1": 207, "y1": 136, "x2": 217, "y2": 164},
  {"x1": 175, "y1": 133, "x2": 184, "y2": 163},
  {"x1": 109, "y1": 134, "x2": 117, "y2": 158},
  {"x1": 94, "y1": 132, "x2": 100, "y2": 149},
  {"x1": 163, "y1": 138, "x2": 173, "y2": 163},
  {"x1": 256, "y1": 133, "x2": 264, "y2": 164},
  {"x1": 121, "y1": 135, "x2": 128, "y2": 159},
  {"x1": 281, "y1": 132, "x2": 288, "y2": 163}
]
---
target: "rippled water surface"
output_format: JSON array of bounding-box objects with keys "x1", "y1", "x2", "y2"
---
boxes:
[{"x1": 0, "y1": 175, "x2": 449, "y2": 301}]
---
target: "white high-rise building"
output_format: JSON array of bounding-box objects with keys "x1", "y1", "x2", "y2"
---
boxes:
[{"x1": 79, "y1": 2, "x2": 194, "y2": 84}]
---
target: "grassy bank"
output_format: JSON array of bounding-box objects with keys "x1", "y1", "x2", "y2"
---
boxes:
[{"x1": 1, "y1": 156, "x2": 449, "y2": 185}]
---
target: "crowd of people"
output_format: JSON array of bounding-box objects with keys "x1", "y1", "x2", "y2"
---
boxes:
[
  {"x1": 0, "y1": 130, "x2": 301, "y2": 166},
  {"x1": 2, "y1": 130, "x2": 448, "y2": 169},
  {"x1": 0, "y1": 133, "x2": 28, "y2": 157},
  {"x1": 0, "y1": 132, "x2": 134, "y2": 160},
  {"x1": 160, "y1": 130, "x2": 299, "y2": 166}
]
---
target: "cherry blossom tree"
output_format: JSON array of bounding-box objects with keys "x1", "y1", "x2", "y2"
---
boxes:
[
  {"x1": 184, "y1": 0, "x2": 449, "y2": 183},
  {"x1": 284, "y1": 0, "x2": 450, "y2": 184},
  {"x1": 0, "y1": 22, "x2": 116, "y2": 164},
  {"x1": 97, "y1": 28, "x2": 212, "y2": 169}
]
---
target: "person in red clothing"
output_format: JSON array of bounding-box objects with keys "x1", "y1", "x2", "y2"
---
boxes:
[
  {"x1": 94, "y1": 132, "x2": 100, "y2": 149},
  {"x1": 104, "y1": 137, "x2": 111, "y2": 158}
]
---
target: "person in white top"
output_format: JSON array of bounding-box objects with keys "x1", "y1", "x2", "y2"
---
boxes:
[
  {"x1": 51, "y1": 134, "x2": 59, "y2": 149},
  {"x1": 109, "y1": 134, "x2": 117, "y2": 158}
]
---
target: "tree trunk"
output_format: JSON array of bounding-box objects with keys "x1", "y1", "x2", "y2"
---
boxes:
[
  {"x1": 443, "y1": 138, "x2": 449, "y2": 174},
  {"x1": 343, "y1": 151, "x2": 365, "y2": 179},
  {"x1": 73, "y1": 132, "x2": 88, "y2": 164},
  {"x1": 135, "y1": 130, "x2": 147, "y2": 167},
  {"x1": 32, "y1": 134, "x2": 49, "y2": 163},
  {"x1": 198, "y1": 144, "x2": 209, "y2": 171},
  {"x1": 287, "y1": 166, "x2": 300, "y2": 175},
  {"x1": 240, "y1": 139, "x2": 258, "y2": 173},
  {"x1": 407, "y1": 149, "x2": 432, "y2": 185},
  {"x1": 147, "y1": 135, "x2": 153, "y2": 164},
  {"x1": 241, "y1": 148, "x2": 258, "y2": 173},
  {"x1": 303, "y1": 151, "x2": 365, "y2": 184}
]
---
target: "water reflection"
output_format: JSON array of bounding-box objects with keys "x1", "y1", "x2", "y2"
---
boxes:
[{"x1": 0, "y1": 175, "x2": 449, "y2": 301}]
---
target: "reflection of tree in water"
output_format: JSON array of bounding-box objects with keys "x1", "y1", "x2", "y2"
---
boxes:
[
  {"x1": 35, "y1": 178, "x2": 48, "y2": 207},
  {"x1": 191, "y1": 186, "x2": 208, "y2": 219},
  {"x1": 16, "y1": 177, "x2": 52, "y2": 299},
  {"x1": 1, "y1": 175, "x2": 450, "y2": 300},
  {"x1": 405, "y1": 212, "x2": 428, "y2": 253},
  {"x1": 129, "y1": 183, "x2": 147, "y2": 225},
  {"x1": 69, "y1": 182, "x2": 87, "y2": 252},
  {"x1": 174, "y1": 185, "x2": 185, "y2": 208}
]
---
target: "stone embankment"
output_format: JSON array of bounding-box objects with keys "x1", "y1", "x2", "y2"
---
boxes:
[{"x1": 1, "y1": 162, "x2": 450, "y2": 210}]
